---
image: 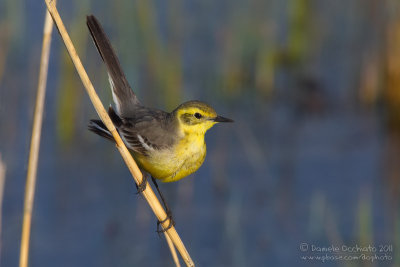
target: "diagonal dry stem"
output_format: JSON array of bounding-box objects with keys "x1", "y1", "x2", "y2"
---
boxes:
[
  {"x1": 166, "y1": 232, "x2": 182, "y2": 267},
  {"x1": 19, "y1": 9, "x2": 54, "y2": 267},
  {"x1": 43, "y1": 1, "x2": 194, "y2": 266},
  {"x1": 0, "y1": 154, "x2": 6, "y2": 263}
]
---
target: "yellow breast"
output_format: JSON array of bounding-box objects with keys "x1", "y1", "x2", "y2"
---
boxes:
[{"x1": 133, "y1": 133, "x2": 206, "y2": 182}]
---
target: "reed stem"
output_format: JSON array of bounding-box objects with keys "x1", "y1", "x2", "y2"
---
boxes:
[
  {"x1": 43, "y1": 1, "x2": 194, "y2": 266},
  {"x1": 19, "y1": 8, "x2": 54, "y2": 267},
  {"x1": 166, "y1": 233, "x2": 182, "y2": 267},
  {"x1": 0, "y1": 155, "x2": 6, "y2": 263}
]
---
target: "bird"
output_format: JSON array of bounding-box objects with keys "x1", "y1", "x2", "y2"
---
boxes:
[{"x1": 86, "y1": 15, "x2": 233, "y2": 230}]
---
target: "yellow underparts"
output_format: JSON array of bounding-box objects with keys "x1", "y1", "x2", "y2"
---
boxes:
[{"x1": 133, "y1": 132, "x2": 207, "y2": 183}]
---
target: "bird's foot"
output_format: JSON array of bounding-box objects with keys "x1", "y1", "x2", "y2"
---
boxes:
[
  {"x1": 135, "y1": 174, "x2": 148, "y2": 194},
  {"x1": 157, "y1": 210, "x2": 175, "y2": 234}
]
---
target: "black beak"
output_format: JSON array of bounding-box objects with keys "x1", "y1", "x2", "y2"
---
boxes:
[{"x1": 213, "y1": 115, "x2": 234, "y2": 123}]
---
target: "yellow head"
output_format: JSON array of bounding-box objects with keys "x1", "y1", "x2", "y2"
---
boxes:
[{"x1": 173, "y1": 100, "x2": 233, "y2": 135}]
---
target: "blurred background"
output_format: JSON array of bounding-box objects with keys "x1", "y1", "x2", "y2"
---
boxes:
[{"x1": 1, "y1": 0, "x2": 400, "y2": 266}]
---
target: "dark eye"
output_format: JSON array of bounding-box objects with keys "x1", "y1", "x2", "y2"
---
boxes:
[{"x1": 194, "y1": 112, "x2": 202, "y2": 119}]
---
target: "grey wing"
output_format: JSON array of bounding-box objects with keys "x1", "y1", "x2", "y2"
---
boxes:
[{"x1": 118, "y1": 109, "x2": 177, "y2": 155}]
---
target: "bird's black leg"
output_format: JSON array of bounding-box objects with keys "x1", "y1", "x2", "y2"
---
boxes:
[
  {"x1": 150, "y1": 176, "x2": 175, "y2": 234},
  {"x1": 135, "y1": 173, "x2": 148, "y2": 194}
]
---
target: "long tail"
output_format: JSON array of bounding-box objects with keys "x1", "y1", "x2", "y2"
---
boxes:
[{"x1": 86, "y1": 15, "x2": 140, "y2": 115}]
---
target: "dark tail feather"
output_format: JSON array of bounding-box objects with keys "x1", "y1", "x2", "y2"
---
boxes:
[
  {"x1": 89, "y1": 106, "x2": 123, "y2": 142},
  {"x1": 88, "y1": 120, "x2": 115, "y2": 142},
  {"x1": 86, "y1": 15, "x2": 140, "y2": 113},
  {"x1": 108, "y1": 105, "x2": 122, "y2": 127}
]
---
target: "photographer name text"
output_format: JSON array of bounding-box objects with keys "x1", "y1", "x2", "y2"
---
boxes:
[{"x1": 308, "y1": 244, "x2": 392, "y2": 253}]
